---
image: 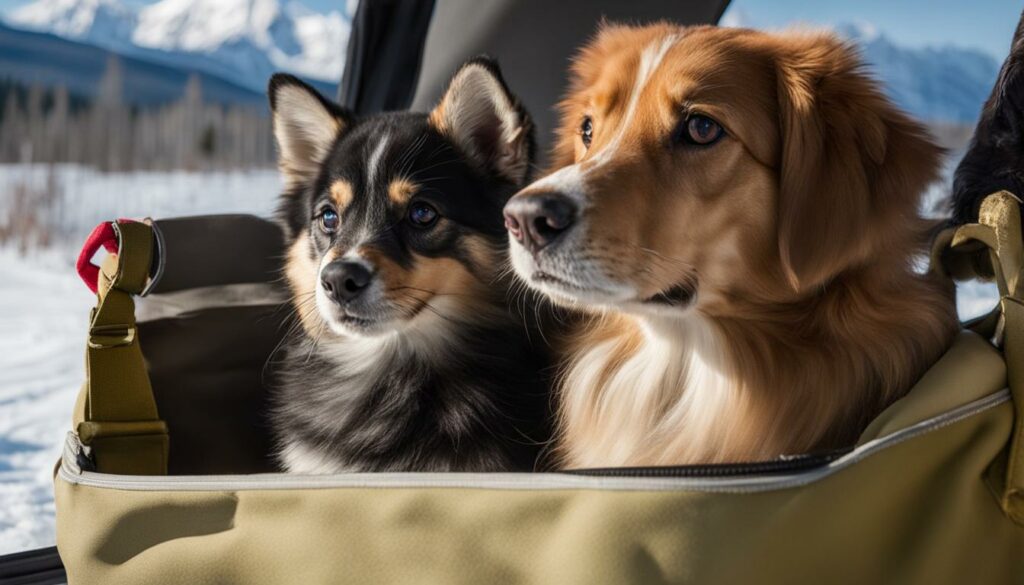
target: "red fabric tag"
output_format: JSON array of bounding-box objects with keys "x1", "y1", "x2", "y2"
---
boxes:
[{"x1": 76, "y1": 220, "x2": 134, "y2": 293}]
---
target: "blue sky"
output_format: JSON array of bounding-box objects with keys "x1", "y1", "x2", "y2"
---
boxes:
[{"x1": 0, "y1": 0, "x2": 1019, "y2": 60}]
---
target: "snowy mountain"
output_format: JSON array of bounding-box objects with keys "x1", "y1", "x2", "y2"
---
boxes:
[
  {"x1": 720, "y1": 13, "x2": 1001, "y2": 124},
  {"x1": 4, "y1": 0, "x2": 350, "y2": 92},
  {"x1": 6, "y1": 0, "x2": 136, "y2": 49},
  {"x1": 837, "y1": 23, "x2": 999, "y2": 124}
]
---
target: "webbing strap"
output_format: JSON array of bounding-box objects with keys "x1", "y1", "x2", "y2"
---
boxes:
[
  {"x1": 74, "y1": 221, "x2": 168, "y2": 475},
  {"x1": 1001, "y1": 296, "x2": 1024, "y2": 523},
  {"x1": 941, "y1": 191, "x2": 1024, "y2": 522}
]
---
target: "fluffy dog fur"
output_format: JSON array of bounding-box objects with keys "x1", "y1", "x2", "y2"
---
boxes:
[
  {"x1": 505, "y1": 24, "x2": 959, "y2": 468},
  {"x1": 268, "y1": 59, "x2": 553, "y2": 473}
]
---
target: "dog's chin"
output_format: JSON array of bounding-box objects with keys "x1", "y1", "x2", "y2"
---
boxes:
[
  {"x1": 530, "y1": 271, "x2": 631, "y2": 306},
  {"x1": 509, "y1": 242, "x2": 628, "y2": 305},
  {"x1": 314, "y1": 289, "x2": 405, "y2": 338},
  {"x1": 509, "y1": 240, "x2": 697, "y2": 314},
  {"x1": 322, "y1": 312, "x2": 401, "y2": 337},
  {"x1": 542, "y1": 276, "x2": 698, "y2": 317}
]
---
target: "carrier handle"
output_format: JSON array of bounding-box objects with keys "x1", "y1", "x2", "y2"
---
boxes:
[
  {"x1": 73, "y1": 220, "x2": 168, "y2": 475},
  {"x1": 937, "y1": 191, "x2": 1024, "y2": 523}
]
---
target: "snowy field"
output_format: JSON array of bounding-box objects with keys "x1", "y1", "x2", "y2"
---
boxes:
[
  {"x1": 0, "y1": 164, "x2": 281, "y2": 247},
  {"x1": 0, "y1": 163, "x2": 1002, "y2": 554},
  {"x1": 0, "y1": 164, "x2": 279, "y2": 554}
]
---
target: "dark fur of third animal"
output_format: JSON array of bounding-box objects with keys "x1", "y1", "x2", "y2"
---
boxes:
[
  {"x1": 267, "y1": 58, "x2": 554, "y2": 473},
  {"x1": 953, "y1": 10, "x2": 1024, "y2": 223}
]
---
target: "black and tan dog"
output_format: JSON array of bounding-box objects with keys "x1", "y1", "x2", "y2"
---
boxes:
[{"x1": 268, "y1": 59, "x2": 553, "y2": 473}]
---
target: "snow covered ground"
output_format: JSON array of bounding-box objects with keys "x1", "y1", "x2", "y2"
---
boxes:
[
  {"x1": 0, "y1": 247, "x2": 92, "y2": 553},
  {"x1": 0, "y1": 164, "x2": 279, "y2": 554},
  {"x1": 0, "y1": 163, "x2": 1002, "y2": 554}
]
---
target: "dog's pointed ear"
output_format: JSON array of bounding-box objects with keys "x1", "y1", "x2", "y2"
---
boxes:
[
  {"x1": 269, "y1": 73, "x2": 351, "y2": 187},
  {"x1": 774, "y1": 34, "x2": 942, "y2": 291},
  {"x1": 429, "y1": 58, "x2": 534, "y2": 185}
]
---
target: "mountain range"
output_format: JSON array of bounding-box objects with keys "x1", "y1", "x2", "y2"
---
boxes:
[
  {"x1": 0, "y1": 1, "x2": 1006, "y2": 123},
  {"x1": 0, "y1": 21, "x2": 271, "y2": 105},
  {"x1": 3, "y1": 0, "x2": 350, "y2": 97},
  {"x1": 717, "y1": 13, "x2": 1001, "y2": 125},
  {"x1": 835, "y1": 23, "x2": 1000, "y2": 124}
]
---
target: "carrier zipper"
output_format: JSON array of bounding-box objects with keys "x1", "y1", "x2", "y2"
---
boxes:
[
  {"x1": 58, "y1": 388, "x2": 1010, "y2": 494},
  {"x1": 566, "y1": 450, "x2": 850, "y2": 478}
]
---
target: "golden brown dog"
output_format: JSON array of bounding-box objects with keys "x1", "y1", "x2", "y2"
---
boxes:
[{"x1": 502, "y1": 23, "x2": 959, "y2": 468}]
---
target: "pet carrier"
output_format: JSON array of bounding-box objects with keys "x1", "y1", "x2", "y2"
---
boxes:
[{"x1": 51, "y1": 191, "x2": 1024, "y2": 584}]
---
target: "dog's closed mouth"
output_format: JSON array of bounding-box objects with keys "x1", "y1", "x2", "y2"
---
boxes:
[
  {"x1": 533, "y1": 271, "x2": 588, "y2": 292},
  {"x1": 338, "y1": 313, "x2": 377, "y2": 328},
  {"x1": 644, "y1": 283, "x2": 696, "y2": 306}
]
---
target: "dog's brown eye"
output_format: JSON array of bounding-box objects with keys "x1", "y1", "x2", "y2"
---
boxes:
[
  {"x1": 580, "y1": 116, "x2": 593, "y2": 148},
  {"x1": 319, "y1": 209, "x2": 340, "y2": 233},
  {"x1": 679, "y1": 115, "x2": 724, "y2": 146},
  {"x1": 408, "y1": 202, "x2": 439, "y2": 227}
]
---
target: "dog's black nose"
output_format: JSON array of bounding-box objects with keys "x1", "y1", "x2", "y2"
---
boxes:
[
  {"x1": 503, "y1": 192, "x2": 577, "y2": 253},
  {"x1": 320, "y1": 260, "x2": 373, "y2": 302}
]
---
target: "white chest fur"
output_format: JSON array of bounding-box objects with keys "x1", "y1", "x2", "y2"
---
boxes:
[{"x1": 559, "y1": 314, "x2": 744, "y2": 467}]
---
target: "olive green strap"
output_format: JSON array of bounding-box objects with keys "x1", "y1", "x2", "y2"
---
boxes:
[
  {"x1": 941, "y1": 191, "x2": 1024, "y2": 522},
  {"x1": 1000, "y1": 297, "x2": 1024, "y2": 523},
  {"x1": 976, "y1": 193, "x2": 1024, "y2": 523},
  {"x1": 74, "y1": 221, "x2": 168, "y2": 475}
]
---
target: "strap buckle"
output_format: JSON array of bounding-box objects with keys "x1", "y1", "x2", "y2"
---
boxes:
[{"x1": 88, "y1": 323, "x2": 137, "y2": 349}]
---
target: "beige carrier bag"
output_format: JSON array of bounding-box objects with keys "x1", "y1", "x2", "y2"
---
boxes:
[{"x1": 54, "y1": 192, "x2": 1024, "y2": 584}]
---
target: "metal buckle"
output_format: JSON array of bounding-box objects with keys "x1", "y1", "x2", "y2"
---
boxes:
[{"x1": 88, "y1": 324, "x2": 137, "y2": 349}]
